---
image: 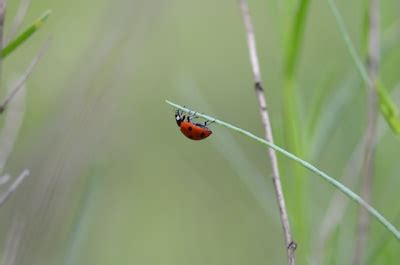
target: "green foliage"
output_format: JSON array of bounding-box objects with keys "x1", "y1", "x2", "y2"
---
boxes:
[{"x1": 3, "y1": 1, "x2": 399, "y2": 264}]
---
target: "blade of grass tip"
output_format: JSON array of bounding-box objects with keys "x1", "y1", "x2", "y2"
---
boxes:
[
  {"x1": 165, "y1": 100, "x2": 400, "y2": 241},
  {"x1": 0, "y1": 9, "x2": 51, "y2": 60},
  {"x1": 0, "y1": 170, "x2": 29, "y2": 207},
  {"x1": 327, "y1": 0, "x2": 400, "y2": 135},
  {"x1": 0, "y1": 39, "x2": 49, "y2": 113}
]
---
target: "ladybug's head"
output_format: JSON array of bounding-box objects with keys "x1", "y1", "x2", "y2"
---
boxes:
[{"x1": 175, "y1": 110, "x2": 185, "y2": 127}]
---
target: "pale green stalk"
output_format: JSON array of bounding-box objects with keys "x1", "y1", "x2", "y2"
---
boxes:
[{"x1": 166, "y1": 100, "x2": 400, "y2": 241}]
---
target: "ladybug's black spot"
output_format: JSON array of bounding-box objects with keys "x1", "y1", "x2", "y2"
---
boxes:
[
  {"x1": 188, "y1": 126, "x2": 193, "y2": 131},
  {"x1": 188, "y1": 135, "x2": 193, "y2": 139},
  {"x1": 200, "y1": 132, "x2": 205, "y2": 137}
]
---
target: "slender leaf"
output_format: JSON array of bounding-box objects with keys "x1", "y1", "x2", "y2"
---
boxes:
[{"x1": 0, "y1": 9, "x2": 51, "y2": 59}]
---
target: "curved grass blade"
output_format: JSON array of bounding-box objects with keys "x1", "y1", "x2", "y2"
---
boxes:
[
  {"x1": 0, "y1": 9, "x2": 51, "y2": 59},
  {"x1": 166, "y1": 100, "x2": 400, "y2": 241}
]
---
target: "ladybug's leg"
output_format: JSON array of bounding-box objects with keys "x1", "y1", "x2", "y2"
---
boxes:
[
  {"x1": 187, "y1": 112, "x2": 200, "y2": 122},
  {"x1": 204, "y1": 119, "x2": 216, "y2": 126}
]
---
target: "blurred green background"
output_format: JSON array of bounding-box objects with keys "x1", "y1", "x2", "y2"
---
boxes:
[{"x1": 0, "y1": 0, "x2": 399, "y2": 264}]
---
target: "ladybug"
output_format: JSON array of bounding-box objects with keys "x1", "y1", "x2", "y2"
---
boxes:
[{"x1": 175, "y1": 109, "x2": 213, "y2": 140}]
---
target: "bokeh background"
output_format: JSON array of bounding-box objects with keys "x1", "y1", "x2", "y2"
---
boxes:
[{"x1": 0, "y1": 0, "x2": 399, "y2": 264}]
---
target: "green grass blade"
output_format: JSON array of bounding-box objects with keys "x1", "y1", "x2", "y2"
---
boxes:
[
  {"x1": 0, "y1": 9, "x2": 51, "y2": 59},
  {"x1": 166, "y1": 100, "x2": 400, "y2": 241},
  {"x1": 282, "y1": 1, "x2": 311, "y2": 252}
]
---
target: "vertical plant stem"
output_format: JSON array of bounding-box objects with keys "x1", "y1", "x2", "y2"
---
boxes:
[
  {"x1": 238, "y1": 1, "x2": 296, "y2": 264},
  {"x1": 352, "y1": 0, "x2": 380, "y2": 264}
]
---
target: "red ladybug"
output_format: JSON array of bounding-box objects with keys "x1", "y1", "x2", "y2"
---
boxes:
[{"x1": 175, "y1": 110, "x2": 213, "y2": 140}]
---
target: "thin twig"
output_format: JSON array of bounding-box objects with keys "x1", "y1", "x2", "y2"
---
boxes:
[
  {"x1": 353, "y1": 0, "x2": 380, "y2": 264},
  {"x1": 4, "y1": 0, "x2": 31, "y2": 45},
  {"x1": 0, "y1": 170, "x2": 29, "y2": 207},
  {"x1": 238, "y1": 1, "x2": 296, "y2": 264},
  {"x1": 0, "y1": 39, "x2": 49, "y2": 113}
]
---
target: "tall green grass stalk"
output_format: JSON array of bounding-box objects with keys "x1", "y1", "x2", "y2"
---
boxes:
[
  {"x1": 282, "y1": 0, "x2": 311, "y2": 255},
  {"x1": 166, "y1": 100, "x2": 400, "y2": 241}
]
